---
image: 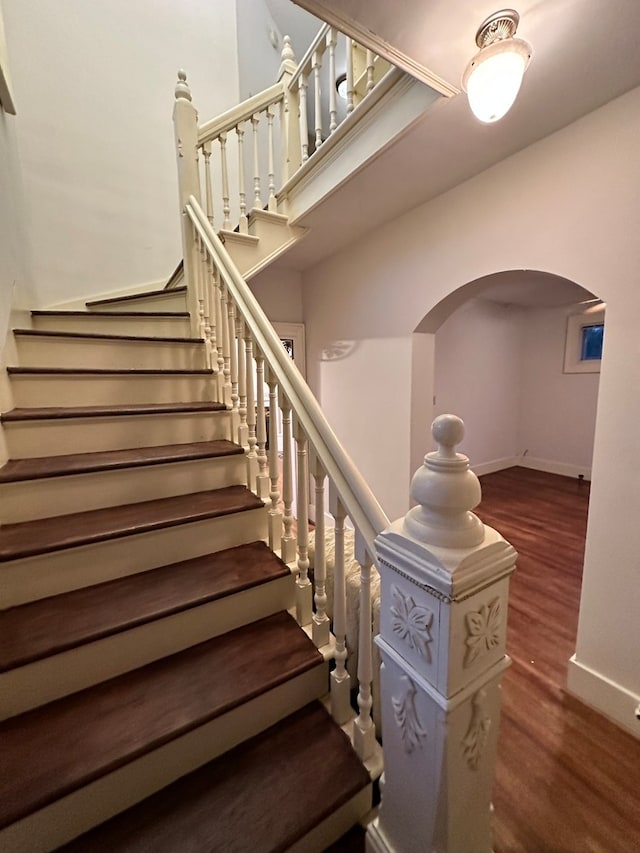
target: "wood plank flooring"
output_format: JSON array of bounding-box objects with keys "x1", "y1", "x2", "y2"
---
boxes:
[{"x1": 477, "y1": 467, "x2": 640, "y2": 853}]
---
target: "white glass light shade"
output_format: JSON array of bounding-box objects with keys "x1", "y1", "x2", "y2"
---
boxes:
[{"x1": 462, "y1": 38, "x2": 531, "y2": 123}]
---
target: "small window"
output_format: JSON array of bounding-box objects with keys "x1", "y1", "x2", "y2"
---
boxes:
[
  {"x1": 564, "y1": 305, "x2": 605, "y2": 374},
  {"x1": 581, "y1": 324, "x2": 604, "y2": 361}
]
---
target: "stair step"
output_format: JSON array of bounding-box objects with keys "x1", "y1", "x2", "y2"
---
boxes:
[
  {"x1": 12, "y1": 329, "x2": 206, "y2": 370},
  {"x1": 0, "y1": 439, "x2": 243, "y2": 483},
  {"x1": 86, "y1": 285, "x2": 187, "y2": 311},
  {"x1": 1, "y1": 400, "x2": 225, "y2": 422},
  {"x1": 58, "y1": 702, "x2": 371, "y2": 853},
  {"x1": 0, "y1": 612, "x2": 327, "y2": 848},
  {"x1": 0, "y1": 484, "x2": 261, "y2": 563},
  {"x1": 31, "y1": 310, "x2": 191, "y2": 337},
  {"x1": 1, "y1": 540, "x2": 287, "y2": 671},
  {"x1": 0, "y1": 541, "x2": 295, "y2": 717}
]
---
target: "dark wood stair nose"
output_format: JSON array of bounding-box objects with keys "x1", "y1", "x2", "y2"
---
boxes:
[
  {"x1": 57, "y1": 701, "x2": 371, "y2": 853},
  {"x1": 0, "y1": 611, "x2": 325, "y2": 830},
  {"x1": 86, "y1": 286, "x2": 187, "y2": 308},
  {"x1": 0, "y1": 541, "x2": 289, "y2": 672},
  {"x1": 0, "y1": 400, "x2": 226, "y2": 423},
  {"x1": 0, "y1": 485, "x2": 263, "y2": 562}
]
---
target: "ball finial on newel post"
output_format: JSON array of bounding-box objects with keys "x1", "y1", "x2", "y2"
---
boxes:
[
  {"x1": 281, "y1": 35, "x2": 296, "y2": 64},
  {"x1": 175, "y1": 69, "x2": 192, "y2": 102},
  {"x1": 403, "y1": 414, "x2": 484, "y2": 549}
]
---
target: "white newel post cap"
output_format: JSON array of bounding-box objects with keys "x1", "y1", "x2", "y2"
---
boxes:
[
  {"x1": 175, "y1": 69, "x2": 192, "y2": 101},
  {"x1": 403, "y1": 414, "x2": 484, "y2": 549},
  {"x1": 278, "y1": 35, "x2": 297, "y2": 80}
]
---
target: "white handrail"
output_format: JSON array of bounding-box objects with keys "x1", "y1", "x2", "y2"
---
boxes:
[
  {"x1": 198, "y1": 82, "x2": 284, "y2": 146},
  {"x1": 186, "y1": 194, "x2": 389, "y2": 558},
  {"x1": 289, "y1": 23, "x2": 331, "y2": 89}
]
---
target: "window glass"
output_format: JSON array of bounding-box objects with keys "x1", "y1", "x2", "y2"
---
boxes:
[{"x1": 581, "y1": 324, "x2": 604, "y2": 361}]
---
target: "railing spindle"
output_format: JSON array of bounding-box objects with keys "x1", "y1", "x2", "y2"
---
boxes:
[
  {"x1": 205, "y1": 255, "x2": 219, "y2": 380},
  {"x1": 267, "y1": 368, "x2": 282, "y2": 552},
  {"x1": 255, "y1": 351, "x2": 270, "y2": 499},
  {"x1": 237, "y1": 317, "x2": 248, "y2": 449},
  {"x1": 298, "y1": 73, "x2": 309, "y2": 162},
  {"x1": 354, "y1": 548, "x2": 376, "y2": 760},
  {"x1": 266, "y1": 107, "x2": 277, "y2": 212},
  {"x1": 312, "y1": 48, "x2": 323, "y2": 149},
  {"x1": 220, "y1": 281, "x2": 232, "y2": 408},
  {"x1": 202, "y1": 142, "x2": 214, "y2": 227},
  {"x1": 366, "y1": 49, "x2": 375, "y2": 93},
  {"x1": 227, "y1": 295, "x2": 239, "y2": 425},
  {"x1": 280, "y1": 393, "x2": 296, "y2": 563},
  {"x1": 330, "y1": 487, "x2": 351, "y2": 724},
  {"x1": 213, "y1": 268, "x2": 226, "y2": 402},
  {"x1": 236, "y1": 122, "x2": 248, "y2": 234},
  {"x1": 346, "y1": 39, "x2": 355, "y2": 114},
  {"x1": 193, "y1": 227, "x2": 206, "y2": 342},
  {"x1": 311, "y1": 456, "x2": 330, "y2": 648},
  {"x1": 219, "y1": 131, "x2": 231, "y2": 230},
  {"x1": 294, "y1": 417, "x2": 312, "y2": 625},
  {"x1": 327, "y1": 28, "x2": 338, "y2": 134},
  {"x1": 244, "y1": 331, "x2": 259, "y2": 490},
  {"x1": 251, "y1": 113, "x2": 262, "y2": 209},
  {"x1": 200, "y1": 237, "x2": 213, "y2": 369}
]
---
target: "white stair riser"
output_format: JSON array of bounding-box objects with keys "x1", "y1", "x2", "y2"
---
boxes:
[
  {"x1": 3, "y1": 410, "x2": 231, "y2": 457},
  {"x1": 31, "y1": 315, "x2": 191, "y2": 337},
  {"x1": 9, "y1": 373, "x2": 218, "y2": 407},
  {"x1": 2, "y1": 507, "x2": 268, "y2": 607},
  {"x1": 0, "y1": 663, "x2": 327, "y2": 853},
  {"x1": 89, "y1": 291, "x2": 188, "y2": 313},
  {"x1": 1, "y1": 573, "x2": 295, "y2": 720},
  {"x1": 14, "y1": 336, "x2": 206, "y2": 370},
  {"x1": 1, "y1": 453, "x2": 247, "y2": 523}
]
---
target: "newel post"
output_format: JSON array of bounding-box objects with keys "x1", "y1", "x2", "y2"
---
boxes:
[
  {"x1": 367, "y1": 415, "x2": 517, "y2": 853},
  {"x1": 278, "y1": 36, "x2": 302, "y2": 191},
  {"x1": 173, "y1": 70, "x2": 202, "y2": 335}
]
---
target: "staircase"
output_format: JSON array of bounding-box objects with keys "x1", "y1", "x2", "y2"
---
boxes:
[{"x1": 0, "y1": 287, "x2": 373, "y2": 852}]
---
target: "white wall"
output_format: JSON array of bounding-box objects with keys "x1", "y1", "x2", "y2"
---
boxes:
[
  {"x1": 249, "y1": 265, "x2": 303, "y2": 322},
  {"x1": 433, "y1": 298, "x2": 524, "y2": 470},
  {"x1": 519, "y1": 305, "x2": 600, "y2": 474},
  {"x1": 302, "y1": 86, "x2": 640, "y2": 734},
  {"x1": 236, "y1": 0, "x2": 283, "y2": 100},
  {"x1": 2, "y1": 0, "x2": 239, "y2": 311}
]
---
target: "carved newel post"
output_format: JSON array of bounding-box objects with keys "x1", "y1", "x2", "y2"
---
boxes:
[
  {"x1": 367, "y1": 415, "x2": 517, "y2": 853},
  {"x1": 173, "y1": 70, "x2": 202, "y2": 335}
]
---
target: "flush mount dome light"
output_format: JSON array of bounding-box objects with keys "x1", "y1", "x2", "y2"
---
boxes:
[{"x1": 462, "y1": 9, "x2": 532, "y2": 123}]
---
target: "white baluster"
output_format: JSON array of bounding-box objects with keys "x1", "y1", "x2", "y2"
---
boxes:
[
  {"x1": 327, "y1": 28, "x2": 338, "y2": 134},
  {"x1": 293, "y1": 416, "x2": 312, "y2": 625},
  {"x1": 255, "y1": 351, "x2": 270, "y2": 499},
  {"x1": 219, "y1": 282, "x2": 232, "y2": 408},
  {"x1": 298, "y1": 72, "x2": 309, "y2": 162},
  {"x1": 312, "y1": 48, "x2": 323, "y2": 149},
  {"x1": 205, "y1": 255, "x2": 219, "y2": 381},
  {"x1": 353, "y1": 542, "x2": 376, "y2": 761},
  {"x1": 330, "y1": 485, "x2": 351, "y2": 724},
  {"x1": 213, "y1": 268, "x2": 225, "y2": 402},
  {"x1": 200, "y1": 239, "x2": 213, "y2": 369},
  {"x1": 244, "y1": 332, "x2": 259, "y2": 490},
  {"x1": 311, "y1": 455, "x2": 330, "y2": 649},
  {"x1": 219, "y1": 131, "x2": 231, "y2": 230},
  {"x1": 278, "y1": 36, "x2": 302, "y2": 183},
  {"x1": 266, "y1": 368, "x2": 282, "y2": 552},
  {"x1": 279, "y1": 392, "x2": 296, "y2": 563},
  {"x1": 267, "y1": 107, "x2": 277, "y2": 212},
  {"x1": 237, "y1": 317, "x2": 248, "y2": 450},
  {"x1": 251, "y1": 113, "x2": 262, "y2": 209},
  {"x1": 193, "y1": 228, "x2": 206, "y2": 341},
  {"x1": 236, "y1": 122, "x2": 248, "y2": 234},
  {"x1": 202, "y1": 142, "x2": 214, "y2": 228},
  {"x1": 227, "y1": 294, "x2": 239, "y2": 431},
  {"x1": 366, "y1": 49, "x2": 375, "y2": 94},
  {"x1": 346, "y1": 40, "x2": 355, "y2": 114}
]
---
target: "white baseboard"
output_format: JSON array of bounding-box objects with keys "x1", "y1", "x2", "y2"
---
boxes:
[
  {"x1": 567, "y1": 655, "x2": 640, "y2": 739},
  {"x1": 518, "y1": 456, "x2": 591, "y2": 481},
  {"x1": 471, "y1": 456, "x2": 519, "y2": 477}
]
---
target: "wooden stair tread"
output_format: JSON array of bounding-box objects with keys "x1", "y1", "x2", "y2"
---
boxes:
[
  {"x1": 58, "y1": 701, "x2": 370, "y2": 853},
  {"x1": 86, "y1": 286, "x2": 187, "y2": 307},
  {"x1": 0, "y1": 400, "x2": 226, "y2": 422},
  {"x1": 13, "y1": 328, "x2": 202, "y2": 344},
  {"x1": 32, "y1": 310, "x2": 189, "y2": 318},
  {"x1": 0, "y1": 541, "x2": 289, "y2": 671},
  {"x1": 0, "y1": 485, "x2": 262, "y2": 562},
  {"x1": 7, "y1": 366, "x2": 213, "y2": 375},
  {"x1": 0, "y1": 611, "x2": 323, "y2": 829},
  {"x1": 0, "y1": 439, "x2": 243, "y2": 483}
]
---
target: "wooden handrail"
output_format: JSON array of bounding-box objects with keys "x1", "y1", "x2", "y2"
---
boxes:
[
  {"x1": 186, "y1": 195, "x2": 389, "y2": 558},
  {"x1": 198, "y1": 82, "x2": 284, "y2": 146}
]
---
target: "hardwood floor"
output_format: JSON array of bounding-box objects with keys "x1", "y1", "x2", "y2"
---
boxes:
[{"x1": 477, "y1": 467, "x2": 640, "y2": 853}]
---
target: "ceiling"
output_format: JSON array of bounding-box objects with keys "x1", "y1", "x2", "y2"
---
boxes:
[{"x1": 263, "y1": 0, "x2": 640, "y2": 287}]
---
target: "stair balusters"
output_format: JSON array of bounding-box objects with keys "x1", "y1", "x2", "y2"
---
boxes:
[
  {"x1": 266, "y1": 107, "x2": 277, "y2": 212},
  {"x1": 329, "y1": 488, "x2": 352, "y2": 725},
  {"x1": 219, "y1": 131, "x2": 232, "y2": 231},
  {"x1": 244, "y1": 332, "x2": 259, "y2": 491},
  {"x1": 312, "y1": 48, "x2": 323, "y2": 150},
  {"x1": 280, "y1": 393, "x2": 296, "y2": 563},
  {"x1": 327, "y1": 28, "x2": 338, "y2": 134},
  {"x1": 236, "y1": 122, "x2": 248, "y2": 234},
  {"x1": 346, "y1": 40, "x2": 355, "y2": 114},
  {"x1": 353, "y1": 546, "x2": 376, "y2": 760},
  {"x1": 251, "y1": 114, "x2": 262, "y2": 210},
  {"x1": 311, "y1": 457, "x2": 330, "y2": 648},
  {"x1": 266, "y1": 368, "x2": 282, "y2": 552},
  {"x1": 298, "y1": 72, "x2": 309, "y2": 162},
  {"x1": 254, "y1": 352, "x2": 270, "y2": 500},
  {"x1": 293, "y1": 418, "x2": 312, "y2": 625},
  {"x1": 236, "y1": 318, "x2": 248, "y2": 450}
]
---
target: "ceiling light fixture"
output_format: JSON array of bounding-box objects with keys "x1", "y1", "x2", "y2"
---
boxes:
[{"x1": 462, "y1": 9, "x2": 532, "y2": 123}]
